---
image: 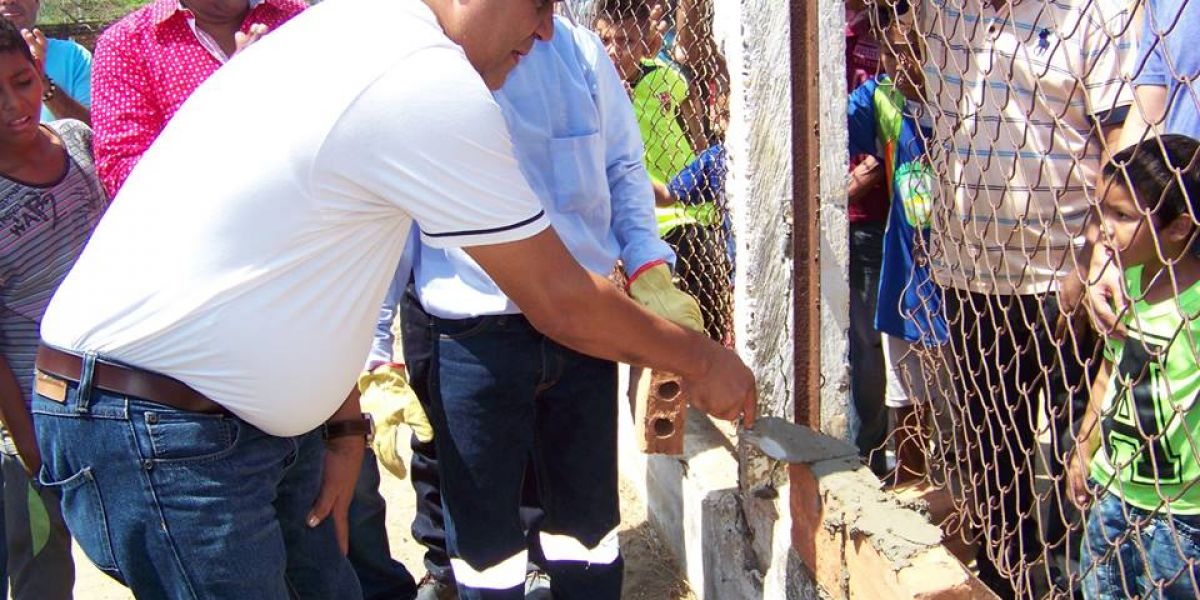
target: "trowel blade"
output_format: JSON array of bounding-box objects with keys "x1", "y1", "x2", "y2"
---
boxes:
[{"x1": 741, "y1": 417, "x2": 859, "y2": 464}]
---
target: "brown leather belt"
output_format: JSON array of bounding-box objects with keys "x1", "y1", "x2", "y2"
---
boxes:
[{"x1": 35, "y1": 345, "x2": 227, "y2": 415}]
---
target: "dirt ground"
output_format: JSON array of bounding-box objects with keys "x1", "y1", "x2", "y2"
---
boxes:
[{"x1": 67, "y1": 454, "x2": 695, "y2": 600}]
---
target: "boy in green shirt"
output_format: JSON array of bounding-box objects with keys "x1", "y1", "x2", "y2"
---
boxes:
[
  {"x1": 594, "y1": 0, "x2": 706, "y2": 189},
  {"x1": 1068, "y1": 134, "x2": 1200, "y2": 599}
]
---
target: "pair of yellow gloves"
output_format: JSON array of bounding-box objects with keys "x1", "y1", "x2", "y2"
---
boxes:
[{"x1": 358, "y1": 263, "x2": 703, "y2": 479}]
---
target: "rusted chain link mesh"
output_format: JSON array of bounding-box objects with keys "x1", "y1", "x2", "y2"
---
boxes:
[
  {"x1": 861, "y1": 0, "x2": 1200, "y2": 598},
  {"x1": 566, "y1": 0, "x2": 734, "y2": 345}
]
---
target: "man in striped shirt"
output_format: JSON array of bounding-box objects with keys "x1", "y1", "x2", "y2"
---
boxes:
[{"x1": 915, "y1": 0, "x2": 1134, "y2": 596}]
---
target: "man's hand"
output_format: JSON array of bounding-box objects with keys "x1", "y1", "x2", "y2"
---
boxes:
[
  {"x1": 628, "y1": 263, "x2": 705, "y2": 333},
  {"x1": 233, "y1": 23, "x2": 269, "y2": 56},
  {"x1": 1083, "y1": 249, "x2": 1129, "y2": 339},
  {"x1": 647, "y1": 3, "x2": 668, "y2": 58},
  {"x1": 306, "y1": 435, "x2": 364, "y2": 554},
  {"x1": 686, "y1": 342, "x2": 757, "y2": 427},
  {"x1": 1066, "y1": 445, "x2": 1095, "y2": 510},
  {"x1": 21, "y1": 28, "x2": 47, "y2": 73},
  {"x1": 357, "y1": 364, "x2": 432, "y2": 479},
  {"x1": 1054, "y1": 265, "x2": 1088, "y2": 342}
]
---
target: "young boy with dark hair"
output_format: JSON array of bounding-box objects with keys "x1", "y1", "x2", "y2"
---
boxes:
[
  {"x1": 594, "y1": 0, "x2": 706, "y2": 184},
  {"x1": 846, "y1": 10, "x2": 946, "y2": 482},
  {"x1": 1068, "y1": 134, "x2": 1200, "y2": 599},
  {"x1": 0, "y1": 16, "x2": 107, "y2": 598}
]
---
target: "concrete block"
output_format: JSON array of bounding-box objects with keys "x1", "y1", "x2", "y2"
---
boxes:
[
  {"x1": 789, "y1": 464, "x2": 849, "y2": 599},
  {"x1": 846, "y1": 533, "x2": 999, "y2": 600}
]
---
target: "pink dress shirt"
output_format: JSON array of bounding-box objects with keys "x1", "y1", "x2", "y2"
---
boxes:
[{"x1": 91, "y1": 0, "x2": 306, "y2": 196}]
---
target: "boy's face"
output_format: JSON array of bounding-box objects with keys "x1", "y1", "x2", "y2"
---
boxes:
[
  {"x1": 0, "y1": 0, "x2": 38, "y2": 31},
  {"x1": 596, "y1": 16, "x2": 646, "y2": 82},
  {"x1": 1099, "y1": 178, "x2": 1160, "y2": 267},
  {"x1": 880, "y1": 30, "x2": 926, "y2": 102},
  {"x1": 0, "y1": 50, "x2": 42, "y2": 146}
]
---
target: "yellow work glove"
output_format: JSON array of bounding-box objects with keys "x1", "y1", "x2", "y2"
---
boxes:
[
  {"x1": 628, "y1": 263, "x2": 705, "y2": 332},
  {"x1": 357, "y1": 364, "x2": 433, "y2": 480}
]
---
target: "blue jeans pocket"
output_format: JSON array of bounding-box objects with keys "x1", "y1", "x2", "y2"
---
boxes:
[
  {"x1": 143, "y1": 409, "x2": 240, "y2": 465},
  {"x1": 436, "y1": 316, "x2": 492, "y2": 341},
  {"x1": 37, "y1": 465, "x2": 119, "y2": 572}
]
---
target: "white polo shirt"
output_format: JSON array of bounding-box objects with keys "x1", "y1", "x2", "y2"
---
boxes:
[
  {"x1": 41, "y1": 0, "x2": 549, "y2": 436},
  {"x1": 919, "y1": 0, "x2": 1134, "y2": 295}
]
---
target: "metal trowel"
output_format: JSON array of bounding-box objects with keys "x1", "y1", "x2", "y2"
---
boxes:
[{"x1": 741, "y1": 416, "x2": 859, "y2": 464}]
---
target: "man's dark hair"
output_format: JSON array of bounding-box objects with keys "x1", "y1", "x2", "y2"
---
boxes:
[
  {"x1": 596, "y1": 0, "x2": 651, "y2": 24},
  {"x1": 0, "y1": 18, "x2": 35, "y2": 65},
  {"x1": 1105, "y1": 134, "x2": 1200, "y2": 253}
]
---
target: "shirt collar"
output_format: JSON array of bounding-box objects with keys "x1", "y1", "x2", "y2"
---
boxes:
[{"x1": 151, "y1": 0, "x2": 269, "y2": 27}]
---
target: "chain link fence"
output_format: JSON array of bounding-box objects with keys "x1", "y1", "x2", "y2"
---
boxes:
[
  {"x1": 855, "y1": 0, "x2": 1200, "y2": 598},
  {"x1": 565, "y1": 0, "x2": 734, "y2": 345}
]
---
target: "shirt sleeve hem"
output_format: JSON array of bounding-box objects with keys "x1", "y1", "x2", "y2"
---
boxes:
[{"x1": 419, "y1": 211, "x2": 550, "y2": 249}]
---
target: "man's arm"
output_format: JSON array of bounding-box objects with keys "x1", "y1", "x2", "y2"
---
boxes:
[
  {"x1": 41, "y1": 84, "x2": 90, "y2": 124},
  {"x1": 465, "y1": 228, "x2": 755, "y2": 424},
  {"x1": 305, "y1": 387, "x2": 364, "y2": 554},
  {"x1": 23, "y1": 29, "x2": 91, "y2": 124},
  {"x1": 0, "y1": 356, "x2": 39, "y2": 475},
  {"x1": 91, "y1": 30, "x2": 164, "y2": 196},
  {"x1": 679, "y1": 84, "x2": 709, "y2": 157},
  {"x1": 1067, "y1": 357, "x2": 1111, "y2": 507},
  {"x1": 1060, "y1": 121, "x2": 1130, "y2": 337},
  {"x1": 1116, "y1": 85, "x2": 1167, "y2": 151},
  {"x1": 848, "y1": 156, "x2": 884, "y2": 204}
]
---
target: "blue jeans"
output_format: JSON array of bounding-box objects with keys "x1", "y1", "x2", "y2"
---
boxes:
[
  {"x1": 429, "y1": 314, "x2": 622, "y2": 600},
  {"x1": 348, "y1": 450, "x2": 417, "y2": 599},
  {"x1": 31, "y1": 363, "x2": 360, "y2": 600},
  {"x1": 1, "y1": 452, "x2": 74, "y2": 599},
  {"x1": 848, "y1": 222, "x2": 886, "y2": 475},
  {"x1": 1081, "y1": 491, "x2": 1200, "y2": 599},
  {"x1": 399, "y1": 289, "x2": 546, "y2": 586}
]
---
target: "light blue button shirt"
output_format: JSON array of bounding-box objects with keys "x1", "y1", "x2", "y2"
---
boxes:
[{"x1": 413, "y1": 16, "x2": 673, "y2": 319}]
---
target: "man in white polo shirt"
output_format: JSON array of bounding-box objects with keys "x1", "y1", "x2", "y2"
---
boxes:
[
  {"x1": 28, "y1": 0, "x2": 757, "y2": 597},
  {"x1": 916, "y1": 0, "x2": 1133, "y2": 596}
]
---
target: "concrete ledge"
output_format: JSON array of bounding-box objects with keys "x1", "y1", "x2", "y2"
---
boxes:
[{"x1": 786, "y1": 434, "x2": 998, "y2": 600}]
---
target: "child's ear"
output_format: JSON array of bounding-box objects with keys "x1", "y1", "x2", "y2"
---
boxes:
[{"x1": 1163, "y1": 215, "x2": 1197, "y2": 250}]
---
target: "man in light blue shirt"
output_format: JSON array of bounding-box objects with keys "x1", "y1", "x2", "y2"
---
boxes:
[
  {"x1": 0, "y1": 0, "x2": 91, "y2": 123},
  {"x1": 1118, "y1": 0, "x2": 1200, "y2": 146},
  {"x1": 356, "y1": 14, "x2": 704, "y2": 600}
]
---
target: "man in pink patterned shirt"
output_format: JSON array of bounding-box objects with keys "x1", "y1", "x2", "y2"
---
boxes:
[{"x1": 91, "y1": 0, "x2": 306, "y2": 197}]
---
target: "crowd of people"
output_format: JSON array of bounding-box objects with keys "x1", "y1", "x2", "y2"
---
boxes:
[
  {"x1": 0, "y1": 0, "x2": 745, "y2": 599},
  {"x1": 845, "y1": 1, "x2": 1200, "y2": 598}
]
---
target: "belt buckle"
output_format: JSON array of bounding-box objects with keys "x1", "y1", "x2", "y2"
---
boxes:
[{"x1": 34, "y1": 371, "x2": 68, "y2": 403}]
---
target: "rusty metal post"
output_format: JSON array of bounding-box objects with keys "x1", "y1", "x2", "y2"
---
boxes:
[{"x1": 791, "y1": 0, "x2": 822, "y2": 430}]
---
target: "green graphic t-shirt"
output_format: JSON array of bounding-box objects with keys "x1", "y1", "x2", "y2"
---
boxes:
[{"x1": 1090, "y1": 264, "x2": 1200, "y2": 514}]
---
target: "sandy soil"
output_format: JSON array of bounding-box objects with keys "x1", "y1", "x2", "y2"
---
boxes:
[{"x1": 66, "y1": 457, "x2": 694, "y2": 600}]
